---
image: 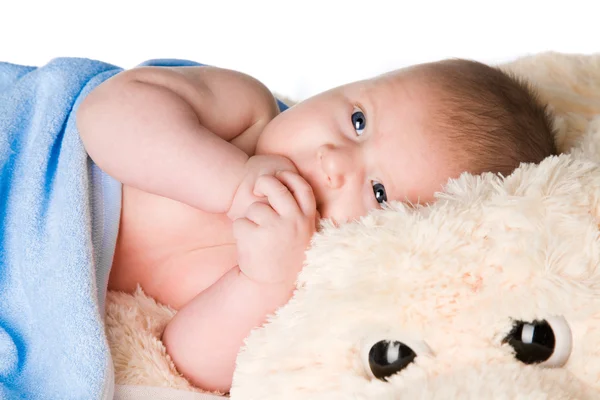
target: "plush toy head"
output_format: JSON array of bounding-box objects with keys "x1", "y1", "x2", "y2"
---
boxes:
[{"x1": 231, "y1": 53, "x2": 600, "y2": 399}]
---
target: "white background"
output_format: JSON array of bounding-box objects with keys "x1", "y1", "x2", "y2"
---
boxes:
[{"x1": 2, "y1": 0, "x2": 598, "y2": 101}]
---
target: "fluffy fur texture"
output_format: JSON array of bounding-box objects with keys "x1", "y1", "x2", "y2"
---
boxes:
[
  {"x1": 106, "y1": 52, "x2": 600, "y2": 399},
  {"x1": 105, "y1": 288, "x2": 201, "y2": 392}
]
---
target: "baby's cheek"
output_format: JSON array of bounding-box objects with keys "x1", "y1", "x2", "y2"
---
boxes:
[{"x1": 321, "y1": 207, "x2": 366, "y2": 225}]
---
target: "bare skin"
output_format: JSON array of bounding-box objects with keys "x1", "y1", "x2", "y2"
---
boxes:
[{"x1": 77, "y1": 64, "x2": 461, "y2": 393}]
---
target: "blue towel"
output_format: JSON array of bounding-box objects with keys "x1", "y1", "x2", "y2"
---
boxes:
[{"x1": 0, "y1": 58, "x2": 123, "y2": 400}]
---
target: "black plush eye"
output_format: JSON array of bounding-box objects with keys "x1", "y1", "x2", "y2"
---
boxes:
[
  {"x1": 503, "y1": 316, "x2": 572, "y2": 367},
  {"x1": 368, "y1": 340, "x2": 416, "y2": 381},
  {"x1": 351, "y1": 109, "x2": 366, "y2": 135}
]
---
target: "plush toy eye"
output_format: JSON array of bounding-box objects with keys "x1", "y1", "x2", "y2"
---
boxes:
[
  {"x1": 367, "y1": 340, "x2": 417, "y2": 381},
  {"x1": 503, "y1": 316, "x2": 572, "y2": 367}
]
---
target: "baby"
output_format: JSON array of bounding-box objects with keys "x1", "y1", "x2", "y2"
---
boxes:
[{"x1": 76, "y1": 58, "x2": 557, "y2": 393}]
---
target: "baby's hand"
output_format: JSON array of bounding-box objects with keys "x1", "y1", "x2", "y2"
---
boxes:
[
  {"x1": 232, "y1": 171, "x2": 319, "y2": 285},
  {"x1": 227, "y1": 155, "x2": 298, "y2": 221}
]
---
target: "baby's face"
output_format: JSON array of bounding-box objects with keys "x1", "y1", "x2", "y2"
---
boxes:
[{"x1": 256, "y1": 70, "x2": 460, "y2": 222}]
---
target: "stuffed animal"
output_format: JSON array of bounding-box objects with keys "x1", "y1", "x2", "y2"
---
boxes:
[{"x1": 106, "y1": 52, "x2": 600, "y2": 399}]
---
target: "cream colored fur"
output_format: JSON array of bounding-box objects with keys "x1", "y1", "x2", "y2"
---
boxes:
[{"x1": 105, "y1": 52, "x2": 600, "y2": 398}]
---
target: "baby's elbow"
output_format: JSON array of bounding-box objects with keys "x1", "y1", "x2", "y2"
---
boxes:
[
  {"x1": 76, "y1": 95, "x2": 98, "y2": 156},
  {"x1": 76, "y1": 82, "x2": 111, "y2": 146},
  {"x1": 76, "y1": 72, "x2": 128, "y2": 144},
  {"x1": 162, "y1": 319, "x2": 234, "y2": 394},
  {"x1": 190, "y1": 363, "x2": 233, "y2": 395}
]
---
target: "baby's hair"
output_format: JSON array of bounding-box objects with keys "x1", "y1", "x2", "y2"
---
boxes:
[{"x1": 419, "y1": 59, "x2": 558, "y2": 177}]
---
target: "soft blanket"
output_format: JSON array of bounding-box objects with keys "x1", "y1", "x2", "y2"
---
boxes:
[{"x1": 0, "y1": 58, "x2": 126, "y2": 400}]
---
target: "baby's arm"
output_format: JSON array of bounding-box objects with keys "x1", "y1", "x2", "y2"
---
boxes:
[
  {"x1": 163, "y1": 171, "x2": 319, "y2": 393},
  {"x1": 77, "y1": 65, "x2": 279, "y2": 214},
  {"x1": 163, "y1": 267, "x2": 292, "y2": 393}
]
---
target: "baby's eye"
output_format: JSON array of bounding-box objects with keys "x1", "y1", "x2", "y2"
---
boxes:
[
  {"x1": 352, "y1": 108, "x2": 366, "y2": 136},
  {"x1": 372, "y1": 182, "x2": 387, "y2": 204}
]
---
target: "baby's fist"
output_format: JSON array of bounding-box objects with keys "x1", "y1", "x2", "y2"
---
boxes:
[
  {"x1": 227, "y1": 155, "x2": 298, "y2": 221},
  {"x1": 233, "y1": 171, "x2": 319, "y2": 284}
]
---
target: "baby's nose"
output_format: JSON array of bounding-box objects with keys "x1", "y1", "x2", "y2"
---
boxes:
[{"x1": 319, "y1": 144, "x2": 355, "y2": 189}]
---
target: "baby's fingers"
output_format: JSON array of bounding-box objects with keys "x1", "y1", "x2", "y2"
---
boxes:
[
  {"x1": 275, "y1": 171, "x2": 317, "y2": 218},
  {"x1": 253, "y1": 175, "x2": 298, "y2": 217},
  {"x1": 232, "y1": 217, "x2": 257, "y2": 241},
  {"x1": 244, "y1": 202, "x2": 277, "y2": 226}
]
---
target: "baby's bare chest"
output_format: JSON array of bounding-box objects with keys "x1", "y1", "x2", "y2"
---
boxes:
[{"x1": 109, "y1": 186, "x2": 238, "y2": 309}]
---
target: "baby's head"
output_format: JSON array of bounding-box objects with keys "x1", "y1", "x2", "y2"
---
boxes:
[
  {"x1": 411, "y1": 59, "x2": 557, "y2": 177},
  {"x1": 256, "y1": 59, "x2": 557, "y2": 223}
]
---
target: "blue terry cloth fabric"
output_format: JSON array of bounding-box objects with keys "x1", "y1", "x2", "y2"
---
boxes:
[{"x1": 0, "y1": 58, "x2": 123, "y2": 400}]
